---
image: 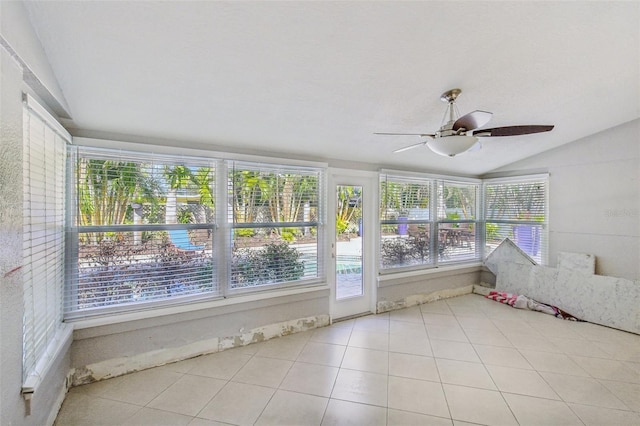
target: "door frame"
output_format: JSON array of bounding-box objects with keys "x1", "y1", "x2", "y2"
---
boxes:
[{"x1": 327, "y1": 168, "x2": 378, "y2": 320}]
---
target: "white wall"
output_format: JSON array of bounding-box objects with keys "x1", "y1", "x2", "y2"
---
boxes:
[{"x1": 485, "y1": 119, "x2": 640, "y2": 281}]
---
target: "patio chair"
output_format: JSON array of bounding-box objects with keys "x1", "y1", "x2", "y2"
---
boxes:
[{"x1": 168, "y1": 229, "x2": 205, "y2": 251}]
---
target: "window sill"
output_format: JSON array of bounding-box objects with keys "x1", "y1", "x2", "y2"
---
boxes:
[
  {"x1": 71, "y1": 283, "x2": 330, "y2": 335},
  {"x1": 377, "y1": 262, "x2": 483, "y2": 288}
]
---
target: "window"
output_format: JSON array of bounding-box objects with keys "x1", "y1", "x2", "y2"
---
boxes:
[
  {"x1": 437, "y1": 180, "x2": 480, "y2": 263},
  {"x1": 483, "y1": 175, "x2": 548, "y2": 263},
  {"x1": 228, "y1": 161, "x2": 323, "y2": 291},
  {"x1": 66, "y1": 147, "x2": 218, "y2": 317},
  {"x1": 65, "y1": 149, "x2": 325, "y2": 318},
  {"x1": 379, "y1": 172, "x2": 480, "y2": 271},
  {"x1": 22, "y1": 95, "x2": 69, "y2": 383}
]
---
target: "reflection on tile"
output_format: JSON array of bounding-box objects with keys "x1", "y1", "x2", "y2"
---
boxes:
[
  {"x1": 569, "y1": 403, "x2": 640, "y2": 425},
  {"x1": 198, "y1": 382, "x2": 275, "y2": 425},
  {"x1": 540, "y1": 372, "x2": 628, "y2": 410},
  {"x1": 387, "y1": 409, "x2": 453, "y2": 426},
  {"x1": 147, "y1": 374, "x2": 226, "y2": 416},
  {"x1": 388, "y1": 376, "x2": 449, "y2": 418},
  {"x1": 322, "y1": 399, "x2": 387, "y2": 426},
  {"x1": 486, "y1": 365, "x2": 559, "y2": 399},
  {"x1": 436, "y1": 358, "x2": 496, "y2": 390},
  {"x1": 502, "y1": 393, "x2": 582, "y2": 426},
  {"x1": 443, "y1": 384, "x2": 518, "y2": 425},
  {"x1": 331, "y1": 369, "x2": 387, "y2": 407},
  {"x1": 280, "y1": 362, "x2": 338, "y2": 397},
  {"x1": 55, "y1": 294, "x2": 640, "y2": 426},
  {"x1": 255, "y1": 390, "x2": 327, "y2": 426}
]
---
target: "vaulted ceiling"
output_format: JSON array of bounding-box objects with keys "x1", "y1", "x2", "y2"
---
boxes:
[{"x1": 24, "y1": 1, "x2": 639, "y2": 175}]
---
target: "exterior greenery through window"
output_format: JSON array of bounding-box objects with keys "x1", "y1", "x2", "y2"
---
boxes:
[
  {"x1": 484, "y1": 176, "x2": 548, "y2": 263},
  {"x1": 379, "y1": 173, "x2": 480, "y2": 270},
  {"x1": 66, "y1": 148, "x2": 324, "y2": 317},
  {"x1": 66, "y1": 148, "x2": 217, "y2": 317},
  {"x1": 229, "y1": 162, "x2": 322, "y2": 291}
]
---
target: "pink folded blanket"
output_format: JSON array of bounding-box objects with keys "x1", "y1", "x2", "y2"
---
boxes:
[{"x1": 486, "y1": 291, "x2": 581, "y2": 321}]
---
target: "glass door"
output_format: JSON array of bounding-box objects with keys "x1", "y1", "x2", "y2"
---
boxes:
[{"x1": 329, "y1": 171, "x2": 375, "y2": 320}]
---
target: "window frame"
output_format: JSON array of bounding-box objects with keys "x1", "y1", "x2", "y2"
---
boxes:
[
  {"x1": 482, "y1": 174, "x2": 549, "y2": 264},
  {"x1": 379, "y1": 170, "x2": 482, "y2": 273}
]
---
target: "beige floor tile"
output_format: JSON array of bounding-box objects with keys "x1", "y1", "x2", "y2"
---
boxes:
[
  {"x1": 341, "y1": 346, "x2": 388, "y2": 374},
  {"x1": 503, "y1": 332, "x2": 561, "y2": 353},
  {"x1": 198, "y1": 382, "x2": 275, "y2": 425},
  {"x1": 321, "y1": 399, "x2": 387, "y2": 426},
  {"x1": 121, "y1": 407, "x2": 193, "y2": 426},
  {"x1": 426, "y1": 324, "x2": 469, "y2": 343},
  {"x1": 389, "y1": 332, "x2": 432, "y2": 356},
  {"x1": 443, "y1": 384, "x2": 517, "y2": 425},
  {"x1": 231, "y1": 356, "x2": 293, "y2": 387},
  {"x1": 436, "y1": 358, "x2": 496, "y2": 390},
  {"x1": 280, "y1": 362, "x2": 339, "y2": 397},
  {"x1": 353, "y1": 315, "x2": 389, "y2": 333},
  {"x1": 254, "y1": 334, "x2": 307, "y2": 360},
  {"x1": 96, "y1": 368, "x2": 183, "y2": 406},
  {"x1": 547, "y1": 337, "x2": 612, "y2": 358},
  {"x1": 388, "y1": 306, "x2": 424, "y2": 323},
  {"x1": 389, "y1": 320, "x2": 427, "y2": 335},
  {"x1": 310, "y1": 325, "x2": 352, "y2": 346},
  {"x1": 331, "y1": 369, "x2": 387, "y2": 407},
  {"x1": 473, "y1": 344, "x2": 532, "y2": 369},
  {"x1": 464, "y1": 327, "x2": 512, "y2": 347},
  {"x1": 599, "y1": 379, "x2": 640, "y2": 412},
  {"x1": 347, "y1": 329, "x2": 389, "y2": 351},
  {"x1": 387, "y1": 409, "x2": 453, "y2": 426},
  {"x1": 423, "y1": 313, "x2": 461, "y2": 327},
  {"x1": 571, "y1": 355, "x2": 640, "y2": 383},
  {"x1": 186, "y1": 350, "x2": 252, "y2": 380},
  {"x1": 430, "y1": 339, "x2": 480, "y2": 363},
  {"x1": 540, "y1": 372, "x2": 628, "y2": 410},
  {"x1": 456, "y1": 316, "x2": 497, "y2": 331},
  {"x1": 569, "y1": 403, "x2": 640, "y2": 425},
  {"x1": 147, "y1": 374, "x2": 226, "y2": 416},
  {"x1": 420, "y1": 300, "x2": 454, "y2": 315},
  {"x1": 389, "y1": 352, "x2": 439, "y2": 382},
  {"x1": 486, "y1": 364, "x2": 559, "y2": 399},
  {"x1": 388, "y1": 376, "x2": 450, "y2": 418},
  {"x1": 502, "y1": 393, "x2": 582, "y2": 425},
  {"x1": 519, "y1": 350, "x2": 590, "y2": 376},
  {"x1": 54, "y1": 393, "x2": 141, "y2": 426},
  {"x1": 255, "y1": 390, "x2": 328, "y2": 426},
  {"x1": 188, "y1": 418, "x2": 231, "y2": 426},
  {"x1": 297, "y1": 341, "x2": 346, "y2": 367}
]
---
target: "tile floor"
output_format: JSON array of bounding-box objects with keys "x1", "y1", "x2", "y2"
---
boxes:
[{"x1": 55, "y1": 294, "x2": 640, "y2": 425}]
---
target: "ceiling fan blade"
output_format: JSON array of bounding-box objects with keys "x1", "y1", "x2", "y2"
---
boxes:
[
  {"x1": 453, "y1": 110, "x2": 493, "y2": 131},
  {"x1": 374, "y1": 132, "x2": 435, "y2": 137},
  {"x1": 393, "y1": 141, "x2": 427, "y2": 153},
  {"x1": 474, "y1": 125, "x2": 554, "y2": 137}
]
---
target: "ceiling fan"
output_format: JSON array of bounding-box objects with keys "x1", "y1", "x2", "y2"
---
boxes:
[{"x1": 375, "y1": 88, "x2": 554, "y2": 157}]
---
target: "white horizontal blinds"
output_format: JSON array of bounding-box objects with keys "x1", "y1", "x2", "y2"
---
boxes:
[
  {"x1": 22, "y1": 102, "x2": 68, "y2": 382},
  {"x1": 437, "y1": 180, "x2": 480, "y2": 263},
  {"x1": 380, "y1": 174, "x2": 432, "y2": 221},
  {"x1": 228, "y1": 161, "x2": 322, "y2": 290},
  {"x1": 66, "y1": 147, "x2": 218, "y2": 317},
  {"x1": 379, "y1": 174, "x2": 434, "y2": 269},
  {"x1": 484, "y1": 177, "x2": 548, "y2": 263}
]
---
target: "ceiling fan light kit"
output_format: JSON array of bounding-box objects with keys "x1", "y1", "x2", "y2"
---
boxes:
[
  {"x1": 376, "y1": 88, "x2": 554, "y2": 157},
  {"x1": 427, "y1": 135, "x2": 478, "y2": 157}
]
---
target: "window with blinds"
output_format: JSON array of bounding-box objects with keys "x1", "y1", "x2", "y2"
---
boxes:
[
  {"x1": 66, "y1": 147, "x2": 218, "y2": 317},
  {"x1": 22, "y1": 97, "x2": 69, "y2": 383},
  {"x1": 379, "y1": 173, "x2": 481, "y2": 270},
  {"x1": 437, "y1": 180, "x2": 480, "y2": 263},
  {"x1": 228, "y1": 161, "x2": 323, "y2": 291},
  {"x1": 484, "y1": 176, "x2": 548, "y2": 263}
]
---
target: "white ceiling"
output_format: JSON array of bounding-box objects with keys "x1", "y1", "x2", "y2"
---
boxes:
[{"x1": 24, "y1": 1, "x2": 639, "y2": 175}]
